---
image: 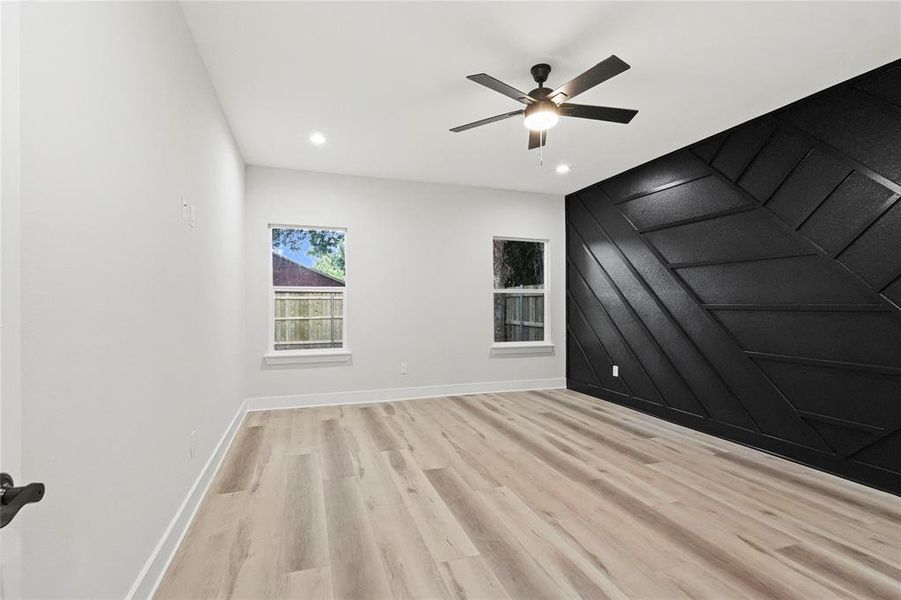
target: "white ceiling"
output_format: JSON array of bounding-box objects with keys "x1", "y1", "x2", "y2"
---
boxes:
[{"x1": 182, "y1": 1, "x2": 900, "y2": 196}]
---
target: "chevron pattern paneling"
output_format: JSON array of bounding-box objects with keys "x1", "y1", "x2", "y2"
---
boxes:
[{"x1": 566, "y1": 59, "x2": 901, "y2": 495}]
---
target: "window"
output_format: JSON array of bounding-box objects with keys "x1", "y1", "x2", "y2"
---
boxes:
[
  {"x1": 269, "y1": 226, "x2": 346, "y2": 355},
  {"x1": 493, "y1": 238, "x2": 548, "y2": 344}
]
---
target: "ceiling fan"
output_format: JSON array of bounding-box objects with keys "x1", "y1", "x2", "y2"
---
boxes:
[{"x1": 450, "y1": 56, "x2": 638, "y2": 150}]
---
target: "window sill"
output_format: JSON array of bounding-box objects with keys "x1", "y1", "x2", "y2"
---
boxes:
[
  {"x1": 263, "y1": 350, "x2": 352, "y2": 365},
  {"x1": 490, "y1": 342, "x2": 555, "y2": 357}
]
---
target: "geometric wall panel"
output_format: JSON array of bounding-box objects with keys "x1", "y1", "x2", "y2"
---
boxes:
[
  {"x1": 599, "y1": 151, "x2": 709, "y2": 200},
  {"x1": 645, "y1": 210, "x2": 809, "y2": 264},
  {"x1": 738, "y1": 128, "x2": 813, "y2": 202},
  {"x1": 620, "y1": 175, "x2": 745, "y2": 231},
  {"x1": 711, "y1": 118, "x2": 775, "y2": 181},
  {"x1": 853, "y1": 430, "x2": 901, "y2": 474},
  {"x1": 711, "y1": 310, "x2": 901, "y2": 367},
  {"x1": 838, "y1": 200, "x2": 901, "y2": 288},
  {"x1": 804, "y1": 418, "x2": 878, "y2": 456},
  {"x1": 799, "y1": 171, "x2": 895, "y2": 253},
  {"x1": 885, "y1": 277, "x2": 901, "y2": 307},
  {"x1": 677, "y1": 255, "x2": 877, "y2": 305},
  {"x1": 753, "y1": 359, "x2": 901, "y2": 427},
  {"x1": 567, "y1": 59, "x2": 901, "y2": 495},
  {"x1": 766, "y1": 147, "x2": 851, "y2": 227},
  {"x1": 854, "y1": 62, "x2": 901, "y2": 108},
  {"x1": 780, "y1": 86, "x2": 901, "y2": 184}
]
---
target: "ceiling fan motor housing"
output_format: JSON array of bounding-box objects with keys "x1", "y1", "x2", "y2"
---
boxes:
[{"x1": 530, "y1": 63, "x2": 552, "y2": 86}]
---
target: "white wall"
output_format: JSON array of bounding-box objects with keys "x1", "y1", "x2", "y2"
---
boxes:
[
  {"x1": 245, "y1": 166, "x2": 565, "y2": 404},
  {"x1": 1, "y1": 2, "x2": 24, "y2": 597},
  {"x1": 13, "y1": 3, "x2": 245, "y2": 597}
]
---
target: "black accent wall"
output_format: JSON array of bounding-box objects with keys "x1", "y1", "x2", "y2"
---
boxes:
[{"x1": 565, "y1": 59, "x2": 901, "y2": 495}]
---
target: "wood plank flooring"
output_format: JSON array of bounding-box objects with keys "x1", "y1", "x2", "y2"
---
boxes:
[{"x1": 155, "y1": 390, "x2": 901, "y2": 599}]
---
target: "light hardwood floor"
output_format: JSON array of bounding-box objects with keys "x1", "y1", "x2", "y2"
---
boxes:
[{"x1": 155, "y1": 389, "x2": 901, "y2": 599}]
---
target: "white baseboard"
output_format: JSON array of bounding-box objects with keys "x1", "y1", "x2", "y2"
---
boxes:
[
  {"x1": 126, "y1": 399, "x2": 248, "y2": 600},
  {"x1": 246, "y1": 377, "x2": 566, "y2": 411}
]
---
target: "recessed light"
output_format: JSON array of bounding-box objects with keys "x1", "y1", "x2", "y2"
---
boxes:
[
  {"x1": 556, "y1": 164, "x2": 571, "y2": 174},
  {"x1": 309, "y1": 132, "x2": 327, "y2": 146}
]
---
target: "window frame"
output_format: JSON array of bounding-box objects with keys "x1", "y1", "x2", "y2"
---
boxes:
[
  {"x1": 264, "y1": 223, "x2": 351, "y2": 365},
  {"x1": 490, "y1": 236, "x2": 553, "y2": 355}
]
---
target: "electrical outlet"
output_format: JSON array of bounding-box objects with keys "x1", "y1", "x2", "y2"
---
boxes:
[
  {"x1": 612, "y1": 365, "x2": 619, "y2": 377},
  {"x1": 400, "y1": 362, "x2": 408, "y2": 375},
  {"x1": 190, "y1": 430, "x2": 197, "y2": 459}
]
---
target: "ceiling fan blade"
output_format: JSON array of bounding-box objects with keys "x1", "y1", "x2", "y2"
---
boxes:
[
  {"x1": 549, "y1": 55, "x2": 631, "y2": 104},
  {"x1": 528, "y1": 129, "x2": 547, "y2": 150},
  {"x1": 467, "y1": 73, "x2": 536, "y2": 105},
  {"x1": 560, "y1": 103, "x2": 638, "y2": 124},
  {"x1": 450, "y1": 110, "x2": 524, "y2": 133}
]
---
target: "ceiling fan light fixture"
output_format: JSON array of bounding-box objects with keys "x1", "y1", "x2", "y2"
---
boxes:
[{"x1": 523, "y1": 100, "x2": 559, "y2": 131}]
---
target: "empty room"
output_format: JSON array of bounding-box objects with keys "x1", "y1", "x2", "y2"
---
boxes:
[{"x1": 1, "y1": 1, "x2": 900, "y2": 598}]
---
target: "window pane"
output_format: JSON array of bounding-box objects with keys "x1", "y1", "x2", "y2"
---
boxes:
[
  {"x1": 494, "y1": 293, "x2": 544, "y2": 342},
  {"x1": 272, "y1": 227, "x2": 345, "y2": 286},
  {"x1": 493, "y1": 240, "x2": 543, "y2": 289},
  {"x1": 274, "y1": 291, "x2": 343, "y2": 350}
]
